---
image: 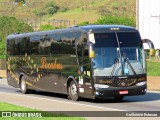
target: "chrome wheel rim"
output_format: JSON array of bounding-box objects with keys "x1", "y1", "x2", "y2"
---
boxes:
[
  {"x1": 21, "y1": 79, "x2": 26, "y2": 91},
  {"x1": 70, "y1": 83, "x2": 77, "y2": 96}
]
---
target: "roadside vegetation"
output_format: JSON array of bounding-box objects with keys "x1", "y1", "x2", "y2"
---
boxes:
[
  {"x1": 0, "y1": 16, "x2": 33, "y2": 59},
  {"x1": 0, "y1": 102, "x2": 85, "y2": 120},
  {"x1": 147, "y1": 62, "x2": 160, "y2": 76},
  {"x1": 0, "y1": 0, "x2": 135, "y2": 24}
]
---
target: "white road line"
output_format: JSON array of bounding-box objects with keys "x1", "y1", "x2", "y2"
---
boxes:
[
  {"x1": 0, "y1": 91, "x2": 124, "y2": 111},
  {"x1": 147, "y1": 91, "x2": 160, "y2": 93}
]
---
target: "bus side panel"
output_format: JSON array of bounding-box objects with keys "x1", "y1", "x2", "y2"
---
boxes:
[
  {"x1": 32, "y1": 56, "x2": 60, "y2": 93},
  {"x1": 57, "y1": 54, "x2": 79, "y2": 94},
  {"x1": 6, "y1": 54, "x2": 22, "y2": 88},
  {"x1": 6, "y1": 69, "x2": 19, "y2": 88}
]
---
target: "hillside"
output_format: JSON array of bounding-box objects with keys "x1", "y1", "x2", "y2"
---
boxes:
[{"x1": 0, "y1": 0, "x2": 136, "y2": 25}]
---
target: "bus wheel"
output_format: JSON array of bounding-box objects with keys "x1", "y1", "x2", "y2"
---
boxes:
[
  {"x1": 68, "y1": 81, "x2": 80, "y2": 101},
  {"x1": 114, "y1": 96, "x2": 124, "y2": 101},
  {"x1": 20, "y1": 76, "x2": 30, "y2": 94}
]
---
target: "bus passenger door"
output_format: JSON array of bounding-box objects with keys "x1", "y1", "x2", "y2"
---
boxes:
[
  {"x1": 83, "y1": 48, "x2": 93, "y2": 98},
  {"x1": 78, "y1": 44, "x2": 93, "y2": 98}
]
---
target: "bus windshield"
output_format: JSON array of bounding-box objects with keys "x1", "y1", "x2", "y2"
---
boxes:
[{"x1": 92, "y1": 32, "x2": 145, "y2": 77}]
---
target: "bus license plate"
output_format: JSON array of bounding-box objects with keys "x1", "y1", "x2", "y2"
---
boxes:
[{"x1": 119, "y1": 90, "x2": 128, "y2": 95}]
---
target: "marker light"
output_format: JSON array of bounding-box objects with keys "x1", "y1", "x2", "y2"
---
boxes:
[{"x1": 110, "y1": 28, "x2": 120, "y2": 30}]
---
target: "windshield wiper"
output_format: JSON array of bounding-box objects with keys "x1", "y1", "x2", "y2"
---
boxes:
[
  {"x1": 124, "y1": 58, "x2": 137, "y2": 76},
  {"x1": 110, "y1": 58, "x2": 119, "y2": 77}
]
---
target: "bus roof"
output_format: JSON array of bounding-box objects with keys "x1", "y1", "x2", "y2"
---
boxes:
[
  {"x1": 80, "y1": 25, "x2": 137, "y2": 32},
  {"x1": 7, "y1": 25, "x2": 138, "y2": 39}
]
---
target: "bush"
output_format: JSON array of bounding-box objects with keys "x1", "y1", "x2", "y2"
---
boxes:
[
  {"x1": 34, "y1": 9, "x2": 47, "y2": 16},
  {"x1": 46, "y1": 2, "x2": 59, "y2": 15},
  {"x1": 0, "y1": 41, "x2": 5, "y2": 59},
  {"x1": 95, "y1": 15, "x2": 135, "y2": 27},
  {"x1": 78, "y1": 21, "x2": 90, "y2": 26},
  {"x1": 40, "y1": 24, "x2": 54, "y2": 31},
  {"x1": 40, "y1": 24, "x2": 66, "y2": 31}
]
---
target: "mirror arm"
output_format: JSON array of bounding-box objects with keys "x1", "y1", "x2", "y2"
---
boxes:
[
  {"x1": 142, "y1": 39, "x2": 155, "y2": 56},
  {"x1": 142, "y1": 39, "x2": 155, "y2": 49}
]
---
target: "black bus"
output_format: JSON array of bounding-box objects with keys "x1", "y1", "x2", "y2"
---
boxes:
[{"x1": 6, "y1": 25, "x2": 154, "y2": 101}]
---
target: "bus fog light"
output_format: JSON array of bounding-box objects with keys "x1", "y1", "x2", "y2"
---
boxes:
[
  {"x1": 136, "y1": 81, "x2": 146, "y2": 86},
  {"x1": 94, "y1": 84, "x2": 109, "y2": 88}
]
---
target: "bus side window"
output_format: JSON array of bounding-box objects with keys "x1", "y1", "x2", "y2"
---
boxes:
[
  {"x1": 7, "y1": 39, "x2": 11, "y2": 55},
  {"x1": 83, "y1": 46, "x2": 91, "y2": 78},
  {"x1": 50, "y1": 33, "x2": 62, "y2": 55},
  {"x1": 39, "y1": 35, "x2": 51, "y2": 55},
  {"x1": 20, "y1": 37, "x2": 30, "y2": 55},
  {"x1": 30, "y1": 36, "x2": 40, "y2": 55},
  {"x1": 77, "y1": 44, "x2": 83, "y2": 66},
  {"x1": 9, "y1": 39, "x2": 17, "y2": 55}
]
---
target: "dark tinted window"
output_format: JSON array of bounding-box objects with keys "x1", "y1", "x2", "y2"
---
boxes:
[
  {"x1": 61, "y1": 32, "x2": 75, "y2": 54},
  {"x1": 30, "y1": 36, "x2": 40, "y2": 55},
  {"x1": 51, "y1": 42, "x2": 62, "y2": 54},
  {"x1": 49, "y1": 33, "x2": 60, "y2": 41},
  {"x1": 8, "y1": 38, "x2": 22, "y2": 55},
  {"x1": 7, "y1": 39, "x2": 11, "y2": 55},
  {"x1": 94, "y1": 32, "x2": 141, "y2": 48},
  {"x1": 20, "y1": 37, "x2": 30, "y2": 55},
  {"x1": 94, "y1": 33, "x2": 118, "y2": 47},
  {"x1": 117, "y1": 32, "x2": 141, "y2": 47},
  {"x1": 50, "y1": 33, "x2": 62, "y2": 55},
  {"x1": 39, "y1": 35, "x2": 51, "y2": 55},
  {"x1": 62, "y1": 39, "x2": 75, "y2": 54},
  {"x1": 83, "y1": 45, "x2": 91, "y2": 77}
]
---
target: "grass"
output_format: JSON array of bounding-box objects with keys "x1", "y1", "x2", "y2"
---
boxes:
[
  {"x1": 0, "y1": 0, "x2": 135, "y2": 24},
  {"x1": 0, "y1": 102, "x2": 85, "y2": 120},
  {"x1": 51, "y1": 10, "x2": 100, "y2": 24},
  {"x1": 147, "y1": 61, "x2": 160, "y2": 76}
]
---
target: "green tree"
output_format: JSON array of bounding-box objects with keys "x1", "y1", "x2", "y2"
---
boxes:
[
  {"x1": 0, "y1": 16, "x2": 33, "y2": 59},
  {"x1": 0, "y1": 41, "x2": 5, "y2": 59},
  {"x1": 78, "y1": 21, "x2": 90, "y2": 26},
  {"x1": 46, "y1": 2, "x2": 59, "y2": 15},
  {"x1": 95, "y1": 15, "x2": 135, "y2": 27}
]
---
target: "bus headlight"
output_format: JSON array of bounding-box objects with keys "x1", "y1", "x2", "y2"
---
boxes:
[
  {"x1": 136, "y1": 81, "x2": 146, "y2": 86},
  {"x1": 94, "y1": 84, "x2": 109, "y2": 88}
]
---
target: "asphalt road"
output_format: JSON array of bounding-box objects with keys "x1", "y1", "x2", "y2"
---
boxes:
[{"x1": 0, "y1": 78, "x2": 160, "y2": 119}]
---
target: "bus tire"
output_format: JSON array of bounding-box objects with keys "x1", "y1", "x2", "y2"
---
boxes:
[
  {"x1": 114, "y1": 96, "x2": 124, "y2": 101},
  {"x1": 20, "y1": 76, "x2": 30, "y2": 94},
  {"x1": 68, "y1": 81, "x2": 80, "y2": 101}
]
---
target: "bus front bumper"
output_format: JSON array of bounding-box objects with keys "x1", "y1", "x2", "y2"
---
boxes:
[{"x1": 93, "y1": 85, "x2": 147, "y2": 99}]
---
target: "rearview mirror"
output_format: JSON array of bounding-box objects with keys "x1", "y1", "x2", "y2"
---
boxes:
[
  {"x1": 89, "y1": 50, "x2": 95, "y2": 58},
  {"x1": 89, "y1": 44, "x2": 95, "y2": 58},
  {"x1": 88, "y1": 29, "x2": 95, "y2": 44},
  {"x1": 149, "y1": 49, "x2": 155, "y2": 56}
]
